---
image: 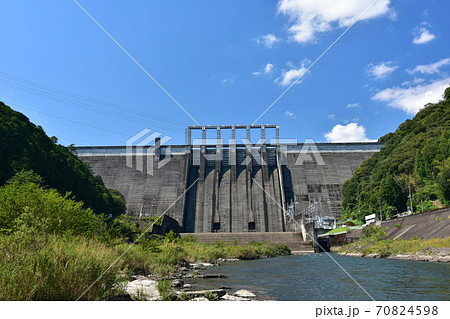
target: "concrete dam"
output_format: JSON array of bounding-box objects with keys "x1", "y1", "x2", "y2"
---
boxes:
[{"x1": 76, "y1": 125, "x2": 383, "y2": 233}]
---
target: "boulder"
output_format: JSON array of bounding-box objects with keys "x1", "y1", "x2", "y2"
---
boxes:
[
  {"x1": 172, "y1": 279, "x2": 184, "y2": 288},
  {"x1": 221, "y1": 294, "x2": 251, "y2": 301},
  {"x1": 180, "y1": 289, "x2": 226, "y2": 299},
  {"x1": 190, "y1": 263, "x2": 206, "y2": 270},
  {"x1": 192, "y1": 297, "x2": 209, "y2": 301},
  {"x1": 199, "y1": 262, "x2": 214, "y2": 267},
  {"x1": 233, "y1": 289, "x2": 256, "y2": 298},
  {"x1": 219, "y1": 285, "x2": 232, "y2": 290},
  {"x1": 125, "y1": 278, "x2": 160, "y2": 301},
  {"x1": 195, "y1": 273, "x2": 227, "y2": 279},
  {"x1": 217, "y1": 258, "x2": 239, "y2": 262}
]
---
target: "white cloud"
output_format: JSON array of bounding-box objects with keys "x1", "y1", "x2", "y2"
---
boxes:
[
  {"x1": 327, "y1": 114, "x2": 336, "y2": 121},
  {"x1": 372, "y1": 77, "x2": 450, "y2": 114},
  {"x1": 253, "y1": 63, "x2": 274, "y2": 77},
  {"x1": 277, "y1": 0, "x2": 391, "y2": 43},
  {"x1": 256, "y1": 33, "x2": 281, "y2": 48},
  {"x1": 346, "y1": 103, "x2": 359, "y2": 108},
  {"x1": 324, "y1": 123, "x2": 371, "y2": 142},
  {"x1": 412, "y1": 26, "x2": 435, "y2": 44},
  {"x1": 275, "y1": 61, "x2": 309, "y2": 86},
  {"x1": 221, "y1": 75, "x2": 235, "y2": 83},
  {"x1": 284, "y1": 110, "x2": 296, "y2": 118},
  {"x1": 264, "y1": 63, "x2": 274, "y2": 73},
  {"x1": 407, "y1": 58, "x2": 450, "y2": 75},
  {"x1": 367, "y1": 61, "x2": 398, "y2": 80},
  {"x1": 402, "y1": 78, "x2": 426, "y2": 86}
]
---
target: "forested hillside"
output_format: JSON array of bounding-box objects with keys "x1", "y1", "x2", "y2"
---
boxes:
[
  {"x1": 341, "y1": 87, "x2": 450, "y2": 221},
  {"x1": 0, "y1": 101, "x2": 125, "y2": 217}
]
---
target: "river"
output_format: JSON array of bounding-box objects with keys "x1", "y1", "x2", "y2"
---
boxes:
[{"x1": 184, "y1": 253, "x2": 450, "y2": 300}]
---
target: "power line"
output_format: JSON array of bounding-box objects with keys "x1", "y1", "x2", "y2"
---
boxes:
[
  {"x1": 11, "y1": 103, "x2": 130, "y2": 138},
  {"x1": 72, "y1": 0, "x2": 200, "y2": 125},
  {"x1": 0, "y1": 72, "x2": 188, "y2": 134}
]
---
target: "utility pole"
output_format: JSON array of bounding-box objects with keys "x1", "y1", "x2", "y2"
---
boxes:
[
  {"x1": 357, "y1": 204, "x2": 361, "y2": 222},
  {"x1": 408, "y1": 184, "x2": 414, "y2": 214},
  {"x1": 378, "y1": 198, "x2": 382, "y2": 221}
]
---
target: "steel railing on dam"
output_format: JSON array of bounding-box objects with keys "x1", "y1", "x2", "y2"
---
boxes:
[
  {"x1": 75, "y1": 142, "x2": 383, "y2": 156},
  {"x1": 76, "y1": 142, "x2": 383, "y2": 233}
]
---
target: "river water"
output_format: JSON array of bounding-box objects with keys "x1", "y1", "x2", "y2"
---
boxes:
[{"x1": 184, "y1": 253, "x2": 450, "y2": 300}]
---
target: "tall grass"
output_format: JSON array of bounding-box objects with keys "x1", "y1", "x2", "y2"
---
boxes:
[
  {"x1": 120, "y1": 237, "x2": 291, "y2": 278},
  {"x1": 0, "y1": 232, "x2": 124, "y2": 300}
]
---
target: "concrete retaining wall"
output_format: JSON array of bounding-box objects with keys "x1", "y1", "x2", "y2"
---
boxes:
[
  {"x1": 381, "y1": 208, "x2": 449, "y2": 239},
  {"x1": 346, "y1": 207, "x2": 450, "y2": 241}
]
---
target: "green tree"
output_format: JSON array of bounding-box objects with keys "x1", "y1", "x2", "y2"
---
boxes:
[
  {"x1": 437, "y1": 167, "x2": 450, "y2": 203},
  {"x1": 414, "y1": 150, "x2": 431, "y2": 181},
  {"x1": 0, "y1": 101, "x2": 126, "y2": 217},
  {"x1": 342, "y1": 86, "x2": 450, "y2": 218},
  {"x1": 7, "y1": 169, "x2": 43, "y2": 185},
  {"x1": 378, "y1": 175, "x2": 406, "y2": 213},
  {"x1": 444, "y1": 87, "x2": 450, "y2": 101}
]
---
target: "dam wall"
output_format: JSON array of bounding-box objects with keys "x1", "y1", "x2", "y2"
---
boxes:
[
  {"x1": 77, "y1": 146, "x2": 189, "y2": 223},
  {"x1": 77, "y1": 142, "x2": 382, "y2": 233}
]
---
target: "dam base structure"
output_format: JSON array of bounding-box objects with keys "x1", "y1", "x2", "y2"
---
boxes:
[{"x1": 77, "y1": 125, "x2": 382, "y2": 234}]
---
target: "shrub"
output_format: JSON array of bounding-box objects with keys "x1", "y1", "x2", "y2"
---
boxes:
[
  {"x1": 156, "y1": 280, "x2": 176, "y2": 301},
  {"x1": 272, "y1": 243, "x2": 291, "y2": 256},
  {"x1": 0, "y1": 182, "x2": 106, "y2": 237},
  {"x1": 204, "y1": 291, "x2": 220, "y2": 301},
  {"x1": 138, "y1": 234, "x2": 163, "y2": 253},
  {"x1": 108, "y1": 215, "x2": 140, "y2": 241},
  {"x1": 362, "y1": 226, "x2": 387, "y2": 241}
]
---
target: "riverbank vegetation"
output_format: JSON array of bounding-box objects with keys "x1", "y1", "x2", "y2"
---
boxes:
[
  {"x1": 0, "y1": 172, "x2": 290, "y2": 300},
  {"x1": 341, "y1": 87, "x2": 450, "y2": 222},
  {"x1": 338, "y1": 226, "x2": 450, "y2": 257}
]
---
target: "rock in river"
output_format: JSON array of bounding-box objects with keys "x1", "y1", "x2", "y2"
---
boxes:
[
  {"x1": 126, "y1": 278, "x2": 160, "y2": 301},
  {"x1": 172, "y1": 279, "x2": 184, "y2": 288},
  {"x1": 233, "y1": 289, "x2": 256, "y2": 298}
]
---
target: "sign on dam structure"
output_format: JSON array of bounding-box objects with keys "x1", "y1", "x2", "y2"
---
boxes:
[{"x1": 76, "y1": 125, "x2": 383, "y2": 233}]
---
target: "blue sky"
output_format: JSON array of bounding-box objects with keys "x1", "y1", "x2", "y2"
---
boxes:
[{"x1": 0, "y1": 0, "x2": 449, "y2": 146}]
